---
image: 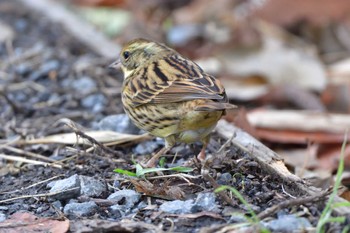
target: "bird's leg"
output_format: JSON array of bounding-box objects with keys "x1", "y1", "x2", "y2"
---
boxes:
[
  {"x1": 197, "y1": 135, "x2": 210, "y2": 161},
  {"x1": 146, "y1": 136, "x2": 174, "y2": 167}
]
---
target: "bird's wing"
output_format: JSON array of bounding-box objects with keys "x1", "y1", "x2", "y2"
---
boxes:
[{"x1": 126, "y1": 55, "x2": 233, "y2": 110}]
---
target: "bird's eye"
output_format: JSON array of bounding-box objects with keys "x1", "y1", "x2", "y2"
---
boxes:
[{"x1": 123, "y1": 51, "x2": 130, "y2": 59}]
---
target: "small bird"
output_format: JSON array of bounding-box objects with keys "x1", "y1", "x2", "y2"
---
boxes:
[{"x1": 110, "y1": 38, "x2": 236, "y2": 167}]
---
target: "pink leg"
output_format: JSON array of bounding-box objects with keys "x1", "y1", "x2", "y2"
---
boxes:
[
  {"x1": 197, "y1": 143, "x2": 207, "y2": 161},
  {"x1": 197, "y1": 135, "x2": 210, "y2": 161}
]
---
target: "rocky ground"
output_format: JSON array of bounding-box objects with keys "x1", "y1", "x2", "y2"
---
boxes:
[{"x1": 0, "y1": 0, "x2": 348, "y2": 232}]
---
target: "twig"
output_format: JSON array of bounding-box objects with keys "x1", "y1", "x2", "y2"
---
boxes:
[
  {"x1": 217, "y1": 133, "x2": 235, "y2": 154},
  {"x1": 201, "y1": 166, "x2": 237, "y2": 207},
  {"x1": 77, "y1": 196, "x2": 131, "y2": 207},
  {"x1": 257, "y1": 189, "x2": 332, "y2": 220},
  {"x1": 147, "y1": 173, "x2": 201, "y2": 184},
  {"x1": 0, "y1": 175, "x2": 65, "y2": 194},
  {"x1": 0, "y1": 187, "x2": 79, "y2": 204},
  {"x1": 55, "y1": 118, "x2": 123, "y2": 157},
  {"x1": 281, "y1": 184, "x2": 296, "y2": 199},
  {"x1": 0, "y1": 154, "x2": 62, "y2": 169},
  {"x1": 2, "y1": 145, "x2": 60, "y2": 163}
]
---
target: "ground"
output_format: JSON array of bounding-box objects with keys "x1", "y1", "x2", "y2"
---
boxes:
[{"x1": 0, "y1": 1, "x2": 347, "y2": 232}]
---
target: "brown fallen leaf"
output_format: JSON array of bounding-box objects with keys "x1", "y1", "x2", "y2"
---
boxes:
[
  {"x1": 130, "y1": 179, "x2": 185, "y2": 200},
  {"x1": 254, "y1": 128, "x2": 347, "y2": 144},
  {"x1": 317, "y1": 144, "x2": 350, "y2": 170},
  {"x1": 254, "y1": 0, "x2": 350, "y2": 26},
  {"x1": 0, "y1": 212, "x2": 69, "y2": 233},
  {"x1": 339, "y1": 189, "x2": 350, "y2": 202}
]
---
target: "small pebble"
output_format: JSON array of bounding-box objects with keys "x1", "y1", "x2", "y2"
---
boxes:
[
  {"x1": 159, "y1": 200, "x2": 194, "y2": 214},
  {"x1": 15, "y1": 63, "x2": 31, "y2": 75},
  {"x1": 108, "y1": 205, "x2": 123, "y2": 218},
  {"x1": 133, "y1": 139, "x2": 164, "y2": 155},
  {"x1": 71, "y1": 76, "x2": 96, "y2": 94},
  {"x1": 0, "y1": 206, "x2": 9, "y2": 211},
  {"x1": 81, "y1": 93, "x2": 106, "y2": 113},
  {"x1": 63, "y1": 201, "x2": 98, "y2": 218},
  {"x1": 107, "y1": 189, "x2": 141, "y2": 209},
  {"x1": 229, "y1": 213, "x2": 248, "y2": 223},
  {"x1": 191, "y1": 192, "x2": 220, "y2": 213},
  {"x1": 29, "y1": 60, "x2": 60, "y2": 80},
  {"x1": 51, "y1": 201, "x2": 63, "y2": 210},
  {"x1": 0, "y1": 213, "x2": 6, "y2": 222},
  {"x1": 14, "y1": 18, "x2": 28, "y2": 31},
  {"x1": 217, "y1": 172, "x2": 232, "y2": 185},
  {"x1": 79, "y1": 175, "x2": 106, "y2": 197},
  {"x1": 48, "y1": 174, "x2": 80, "y2": 200},
  {"x1": 262, "y1": 214, "x2": 312, "y2": 232},
  {"x1": 96, "y1": 114, "x2": 140, "y2": 134}
]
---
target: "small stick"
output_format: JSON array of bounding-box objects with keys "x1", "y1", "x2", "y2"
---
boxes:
[
  {"x1": 0, "y1": 175, "x2": 65, "y2": 194},
  {"x1": 2, "y1": 145, "x2": 59, "y2": 163},
  {"x1": 0, "y1": 154, "x2": 62, "y2": 169},
  {"x1": 257, "y1": 189, "x2": 332, "y2": 220},
  {"x1": 201, "y1": 166, "x2": 237, "y2": 207},
  {"x1": 55, "y1": 118, "x2": 123, "y2": 157},
  {"x1": 0, "y1": 187, "x2": 79, "y2": 204}
]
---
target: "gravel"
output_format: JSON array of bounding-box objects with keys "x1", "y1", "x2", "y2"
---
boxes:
[{"x1": 63, "y1": 201, "x2": 98, "y2": 218}]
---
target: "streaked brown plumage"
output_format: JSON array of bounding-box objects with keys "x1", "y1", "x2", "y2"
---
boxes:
[{"x1": 110, "y1": 38, "x2": 236, "y2": 167}]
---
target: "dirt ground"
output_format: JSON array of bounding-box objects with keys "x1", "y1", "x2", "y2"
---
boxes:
[{"x1": 0, "y1": 0, "x2": 348, "y2": 232}]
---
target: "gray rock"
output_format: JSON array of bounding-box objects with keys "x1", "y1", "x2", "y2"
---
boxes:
[
  {"x1": 217, "y1": 173, "x2": 232, "y2": 185},
  {"x1": 159, "y1": 200, "x2": 194, "y2": 214},
  {"x1": 0, "y1": 213, "x2": 6, "y2": 222},
  {"x1": 229, "y1": 214, "x2": 248, "y2": 223},
  {"x1": 29, "y1": 60, "x2": 60, "y2": 81},
  {"x1": 96, "y1": 114, "x2": 140, "y2": 134},
  {"x1": 133, "y1": 139, "x2": 164, "y2": 155},
  {"x1": 262, "y1": 214, "x2": 312, "y2": 232},
  {"x1": 239, "y1": 203, "x2": 261, "y2": 213},
  {"x1": 49, "y1": 174, "x2": 80, "y2": 200},
  {"x1": 63, "y1": 201, "x2": 98, "y2": 218},
  {"x1": 79, "y1": 175, "x2": 106, "y2": 197},
  {"x1": 15, "y1": 63, "x2": 31, "y2": 75},
  {"x1": 0, "y1": 206, "x2": 8, "y2": 211},
  {"x1": 191, "y1": 192, "x2": 220, "y2": 213},
  {"x1": 108, "y1": 204, "x2": 123, "y2": 218},
  {"x1": 107, "y1": 189, "x2": 141, "y2": 209},
  {"x1": 51, "y1": 200, "x2": 63, "y2": 210},
  {"x1": 82, "y1": 94, "x2": 106, "y2": 113},
  {"x1": 71, "y1": 76, "x2": 96, "y2": 94}
]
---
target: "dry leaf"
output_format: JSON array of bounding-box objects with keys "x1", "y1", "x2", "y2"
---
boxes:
[
  {"x1": 247, "y1": 110, "x2": 350, "y2": 134},
  {"x1": 0, "y1": 212, "x2": 69, "y2": 233},
  {"x1": 220, "y1": 21, "x2": 326, "y2": 101},
  {"x1": 130, "y1": 179, "x2": 185, "y2": 200}
]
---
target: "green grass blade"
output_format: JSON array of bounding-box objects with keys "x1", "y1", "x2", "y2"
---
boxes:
[
  {"x1": 113, "y1": 168, "x2": 137, "y2": 177},
  {"x1": 316, "y1": 131, "x2": 347, "y2": 233}
]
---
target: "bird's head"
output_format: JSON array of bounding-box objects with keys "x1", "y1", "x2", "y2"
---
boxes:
[{"x1": 110, "y1": 38, "x2": 172, "y2": 79}]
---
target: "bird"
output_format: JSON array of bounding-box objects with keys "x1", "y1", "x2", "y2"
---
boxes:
[{"x1": 110, "y1": 38, "x2": 236, "y2": 167}]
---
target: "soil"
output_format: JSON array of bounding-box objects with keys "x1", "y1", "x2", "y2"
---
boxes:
[{"x1": 0, "y1": 1, "x2": 346, "y2": 232}]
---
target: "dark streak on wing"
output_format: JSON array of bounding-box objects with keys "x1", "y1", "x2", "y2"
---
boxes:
[{"x1": 153, "y1": 62, "x2": 168, "y2": 83}]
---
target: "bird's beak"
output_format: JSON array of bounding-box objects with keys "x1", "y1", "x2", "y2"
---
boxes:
[{"x1": 109, "y1": 58, "x2": 121, "y2": 70}]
